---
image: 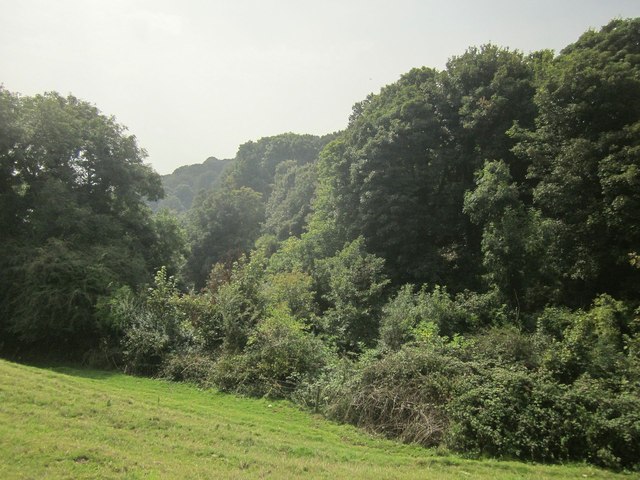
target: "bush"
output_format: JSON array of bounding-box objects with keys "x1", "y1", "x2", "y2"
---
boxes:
[
  {"x1": 212, "y1": 308, "x2": 327, "y2": 397},
  {"x1": 172, "y1": 292, "x2": 222, "y2": 354},
  {"x1": 101, "y1": 268, "x2": 209, "y2": 375},
  {"x1": 447, "y1": 367, "x2": 582, "y2": 461},
  {"x1": 379, "y1": 285, "x2": 494, "y2": 351},
  {"x1": 469, "y1": 326, "x2": 540, "y2": 369},
  {"x1": 159, "y1": 350, "x2": 216, "y2": 387},
  {"x1": 538, "y1": 295, "x2": 634, "y2": 384},
  {"x1": 446, "y1": 368, "x2": 640, "y2": 470},
  {"x1": 122, "y1": 309, "x2": 171, "y2": 375},
  {"x1": 261, "y1": 270, "x2": 319, "y2": 326},
  {"x1": 214, "y1": 256, "x2": 266, "y2": 354},
  {"x1": 378, "y1": 284, "x2": 424, "y2": 351},
  {"x1": 291, "y1": 356, "x2": 358, "y2": 414},
  {"x1": 308, "y1": 342, "x2": 472, "y2": 446},
  {"x1": 317, "y1": 238, "x2": 390, "y2": 351}
]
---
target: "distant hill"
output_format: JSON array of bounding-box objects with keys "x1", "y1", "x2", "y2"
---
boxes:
[{"x1": 151, "y1": 157, "x2": 232, "y2": 213}]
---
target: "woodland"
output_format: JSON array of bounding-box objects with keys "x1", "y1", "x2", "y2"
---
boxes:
[{"x1": 1, "y1": 19, "x2": 639, "y2": 470}]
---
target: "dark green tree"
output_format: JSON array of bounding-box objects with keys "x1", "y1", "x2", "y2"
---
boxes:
[
  {"x1": 186, "y1": 186, "x2": 264, "y2": 289},
  {"x1": 514, "y1": 18, "x2": 640, "y2": 305},
  {"x1": 229, "y1": 132, "x2": 335, "y2": 196},
  {"x1": 0, "y1": 90, "x2": 177, "y2": 353},
  {"x1": 263, "y1": 160, "x2": 317, "y2": 240},
  {"x1": 316, "y1": 46, "x2": 537, "y2": 288}
]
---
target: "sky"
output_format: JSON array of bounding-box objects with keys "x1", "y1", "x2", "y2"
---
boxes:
[{"x1": 1, "y1": 1, "x2": 639, "y2": 174}]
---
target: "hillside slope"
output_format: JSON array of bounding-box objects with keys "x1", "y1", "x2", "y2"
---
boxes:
[
  {"x1": 0, "y1": 360, "x2": 628, "y2": 479},
  {"x1": 151, "y1": 157, "x2": 232, "y2": 213}
]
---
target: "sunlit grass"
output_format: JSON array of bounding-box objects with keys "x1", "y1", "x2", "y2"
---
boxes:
[{"x1": 0, "y1": 359, "x2": 631, "y2": 479}]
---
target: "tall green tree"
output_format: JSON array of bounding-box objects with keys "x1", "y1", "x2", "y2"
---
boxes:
[
  {"x1": 263, "y1": 160, "x2": 317, "y2": 240},
  {"x1": 464, "y1": 160, "x2": 562, "y2": 310},
  {"x1": 514, "y1": 18, "x2": 640, "y2": 305},
  {"x1": 316, "y1": 46, "x2": 538, "y2": 288},
  {"x1": 0, "y1": 90, "x2": 177, "y2": 353},
  {"x1": 229, "y1": 133, "x2": 335, "y2": 196}
]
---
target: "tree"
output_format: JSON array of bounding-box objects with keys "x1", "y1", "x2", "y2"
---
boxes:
[
  {"x1": 263, "y1": 160, "x2": 317, "y2": 240},
  {"x1": 315, "y1": 47, "x2": 538, "y2": 288},
  {"x1": 464, "y1": 160, "x2": 563, "y2": 310},
  {"x1": 228, "y1": 133, "x2": 334, "y2": 196},
  {"x1": 514, "y1": 18, "x2": 640, "y2": 304},
  {"x1": 317, "y1": 238, "x2": 389, "y2": 351},
  {"x1": 0, "y1": 90, "x2": 178, "y2": 353},
  {"x1": 186, "y1": 186, "x2": 264, "y2": 289}
]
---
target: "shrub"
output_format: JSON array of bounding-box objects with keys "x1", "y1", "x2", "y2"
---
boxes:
[
  {"x1": 261, "y1": 270, "x2": 319, "y2": 326},
  {"x1": 446, "y1": 368, "x2": 640, "y2": 470},
  {"x1": 122, "y1": 309, "x2": 171, "y2": 375},
  {"x1": 103, "y1": 268, "x2": 209, "y2": 375},
  {"x1": 469, "y1": 326, "x2": 540, "y2": 369},
  {"x1": 378, "y1": 284, "x2": 424, "y2": 351},
  {"x1": 311, "y1": 342, "x2": 472, "y2": 446},
  {"x1": 212, "y1": 308, "x2": 326, "y2": 397},
  {"x1": 318, "y1": 238, "x2": 390, "y2": 351},
  {"x1": 159, "y1": 349, "x2": 216, "y2": 387},
  {"x1": 215, "y1": 255, "x2": 266, "y2": 353},
  {"x1": 538, "y1": 295, "x2": 634, "y2": 384},
  {"x1": 379, "y1": 285, "x2": 492, "y2": 351},
  {"x1": 447, "y1": 367, "x2": 582, "y2": 461},
  {"x1": 291, "y1": 356, "x2": 358, "y2": 414}
]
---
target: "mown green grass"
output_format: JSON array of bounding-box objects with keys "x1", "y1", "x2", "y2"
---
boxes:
[{"x1": 0, "y1": 359, "x2": 634, "y2": 479}]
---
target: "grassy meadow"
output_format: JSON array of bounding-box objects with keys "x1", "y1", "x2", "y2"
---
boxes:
[{"x1": 0, "y1": 359, "x2": 634, "y2": 479}]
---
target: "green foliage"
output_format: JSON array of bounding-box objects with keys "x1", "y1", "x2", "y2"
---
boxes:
[
  {"x1": 186, "y1": 186, "x2": 264, "y2": 288},
  {"x1": 118, "y1": 268, "x2": 180, "y2": 374},
  {"x1": 318, "y1": 238, "x2": 390, "y2": 351},
  {"x1": 379, "y1": 285, "x2": 424, "y2": 351},
  {"x1": 447, "y1": 368, "x2": 640, "y2": 469},
  {"x1": 100, "y1": 267, "x2": 208, "y2": 375},
  {"x1": 228, "y1": 133, "x2": 335, "y2": 196},
  {"x1": 464, "y1": 160, "x2": 564, "y2": 309},
  {"x1": 463, "y1": 160, "x2": 520, "y2": 225},
  {"x1": 171, "y1": 291, "x2": 222, "y2": 353},
  {"x1": 315, "y1": 46, "x2": 537, "y2": 287},
  {"x1": 301, "y1": 342, "x2": 471, "y2": 447},
  {"x1": 380, "y1": 285, "x2": 483, "y2": 351},
  {"x1": 0, "y1": 89, "x2": 183, "y2": 355},
  {"x1": 540, "y1": 295, "x2": 634, "y2": 383},
  {"x1": 214, "y1": 254, "x2": 267, "y2": 353},
  {"x1": 159, "y1": 350, "x2": 216, "y2": 386},
  {"x1": 263, "y1": 160, "x2": 317, "y2": 240},
  {"x1": 213, "y1": 308, "x2": 327, "y2": 397},
  {"x1": 3, "y1": 239, "x2": 117, "y2": 348},
  {"x1": 261, "y1": 270, "x2": 318, "y2": 326},
  {"x1": 513, "y1": 18, "x2": 640, "y2": 303},
  {"x1": 149, "y1": 209, "x2": 188, "y2": 278},
  {"x1": 469, "y1": 326, "x2": 540, "y2": 369},
  {"x1": 448, "y1": 367, "x2": 580, "y2": 462},
  {"x1": 151, "y1": 157, "x2": 231, "y2": 213}
]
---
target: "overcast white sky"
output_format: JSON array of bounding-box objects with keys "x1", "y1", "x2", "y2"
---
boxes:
[{"x1": 1, "y1": 1, "x2": 639, "y2": 174}]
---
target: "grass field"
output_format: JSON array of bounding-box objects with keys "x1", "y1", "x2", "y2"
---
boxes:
[{"x1": 0, "y1": 359, "x2": 634, "y2": 479}]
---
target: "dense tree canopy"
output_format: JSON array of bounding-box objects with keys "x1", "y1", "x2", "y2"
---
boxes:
[
  {"x1": 316, "y1": 46, "x2": 539, "y2": 288},
  {"x1": 0, "y1": 90, "x2": 180, "y2": 351},
  {"x1": 516, "y1": 18, "x2": 640, "y2": 305},
  {"x1": 186, "y1": 186, "x2": 264, "y2": 289}
]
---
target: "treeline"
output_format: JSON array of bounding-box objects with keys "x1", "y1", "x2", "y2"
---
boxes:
[
  {"x1": 1, "y1": 19, "x2": 639, "y2": 470},
  {"x1": 150, "y1": 156, "x2": 232, "y2": 213}
]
